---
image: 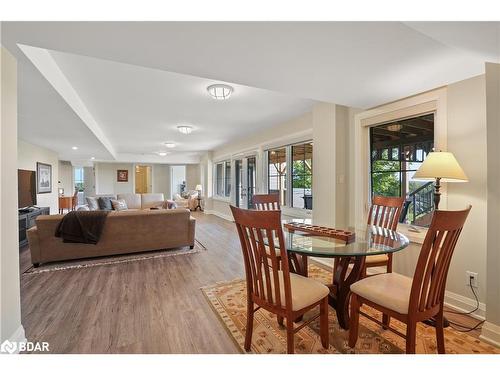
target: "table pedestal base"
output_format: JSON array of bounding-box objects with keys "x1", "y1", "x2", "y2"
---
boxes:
[{"x1": 291, "y1": 254, "x2": 365, "y2": 330}]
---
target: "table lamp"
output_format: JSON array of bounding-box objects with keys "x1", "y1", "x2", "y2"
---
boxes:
[
  {"x1": 413, "y1": 151, "x2": 468, "y2": 209},
  {"x1": 195, "y1": 184, "x2": 203, "y2": 195}
]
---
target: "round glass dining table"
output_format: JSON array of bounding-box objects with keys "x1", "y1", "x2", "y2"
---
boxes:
[{"x1": 281, "y1": 219, "x2": 410, "y2": 329}]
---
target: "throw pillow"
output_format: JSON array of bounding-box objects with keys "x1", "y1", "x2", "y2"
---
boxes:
[
  {"x1": 163, "y1": 200, "x2": 177, "y2": 209},
  {"x1": 111, "y1": 199, "x2": 128, "y2": 211},
  {"x1": 86, "y1": 196, "x2": 99, "y2": 211},
  {"x1": 98, "y1": 196, "x2": 114, "y2": 210},
  {"x1": 77, "y1": 205, "x2": 90, "y2": 211}
]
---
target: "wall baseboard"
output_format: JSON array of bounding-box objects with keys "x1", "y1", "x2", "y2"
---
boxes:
[
  {"x1": 480, "y1": 321, "x2": 500, "y2": 348},
  {"x1": 2, "y1": 325, "x2": 26, "y2": 354},
  {"x1": 444, "y1": 290, "x2": 486, "y2": 320},
  {"x1": 204, "y1": 209, "x2": 233, "y2": 222}
]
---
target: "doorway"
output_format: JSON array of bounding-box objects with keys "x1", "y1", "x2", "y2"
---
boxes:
[
  {"x1": 170, "y1": 165, "x2": 186, "y2": 198},
  {"x1": 135, "y1": 165, "x2": 152, "y2": 194},
  {"x1": 235, "y1": 156, "x2": 256, "y2": 208}
]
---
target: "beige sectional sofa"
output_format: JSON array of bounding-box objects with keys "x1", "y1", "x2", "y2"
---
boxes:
[
  {"x1": 27, "y1": 208, "x2": 196, "y2": 267},
  {"x1": 84, "y1": 193, "x2": 173, "y2": 211}
]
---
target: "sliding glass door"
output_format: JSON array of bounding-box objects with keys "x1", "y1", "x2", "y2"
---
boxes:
[{"x1": 235, "y1": 156, "x2": 256, "y2": 209}]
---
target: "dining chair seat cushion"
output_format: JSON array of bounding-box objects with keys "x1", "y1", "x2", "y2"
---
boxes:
[
  {"x1": 364, "y1": 254, "x2": 388, "y2": 265},
  {"x1": 264, "y1": 271, "x2": 329, "y2": 311},
  {"x1": 350, "y1": 272, "x2": 412, "y2": 314}
]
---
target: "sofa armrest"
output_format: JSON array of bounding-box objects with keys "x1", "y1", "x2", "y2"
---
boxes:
[
  {"x1": 188, "y1": 216, "x2": 196, "y2": 246},
  {"x1": 27, "y1": 227, "x2": 41, "y2": 265}
]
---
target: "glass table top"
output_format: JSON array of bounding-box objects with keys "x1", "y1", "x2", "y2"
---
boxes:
[{"x1": 275, "y1": 219, "x2": 410, "y2": 258}]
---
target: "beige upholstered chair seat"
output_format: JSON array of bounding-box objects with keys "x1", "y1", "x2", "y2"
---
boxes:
[
  {"x1": 264, "y1": 271, "x2": 329, "y2": 311},
  {"x1": 350, "y1": 272, "x2": 412, "y2": 314},
  {"x1": 365, "y1": 253, "x2": 389, "y2": 264}
]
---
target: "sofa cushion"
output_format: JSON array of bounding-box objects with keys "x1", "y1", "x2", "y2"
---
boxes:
[
  {"x1": 98, "y1": 196, "x2": 114, "y2": 210},
  {"x1": 111, "y1": 199, "x2": 128, "y2": 211},
  {"x1": 141, "y1": 193, "x2": 165, "y2": 209},
  {"x1": 117, "y1": 193, "x2": 142, "y2": 209},
  {"x1": 86, "y1": 196, "x2": 99, "y2": 211}
]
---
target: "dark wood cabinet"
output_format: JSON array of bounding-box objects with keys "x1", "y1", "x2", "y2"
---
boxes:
[{"x1": 19, "y1": 207, "x2": 49, "y2": 248}]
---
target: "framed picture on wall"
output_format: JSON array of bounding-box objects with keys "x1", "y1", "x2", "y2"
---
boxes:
[
  {"x1": 117, "y1": 169, "x2": 128, "y2": 182},
  {"x1": 36, "y1": 162, "x2": 52, "y2": 194}
]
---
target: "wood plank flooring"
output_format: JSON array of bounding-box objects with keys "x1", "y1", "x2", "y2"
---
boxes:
[{"x1": 19, "y1": 212, "x2": 483, "y2": 353}]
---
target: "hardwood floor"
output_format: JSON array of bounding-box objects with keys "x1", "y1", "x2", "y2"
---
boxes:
[
  {"x1": 19, "y1": 212, "x2": 484, "y2": 353},
  {"x1": 20, "y1": 212, "x2": 243, "y2": 353}
]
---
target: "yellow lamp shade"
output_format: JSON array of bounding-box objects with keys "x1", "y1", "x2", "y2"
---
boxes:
[
  {"x1": 195, "y1": 184, "x2": 203, "y2": 191},
  {"x1": 413, "y1": 151, "x2": 468, "y2": 182}
]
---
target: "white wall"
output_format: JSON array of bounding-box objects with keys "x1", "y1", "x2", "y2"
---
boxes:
[
  {"x1": 1, "y1": 47, "x2": 24, "y2": 344},
  {"x1": 446, "y1": 75, "x2": 487, "y2": 307},
  {"x1": 95, "y1": 162, "x2": 134, "y2": 195},
  {"x1": 152, "y1": 164, "x2": 170, "y2": 199},
  {"x1": 186, "y1": 164, "x2": 200, "y2": 191},
  {"x1": 483, "y1": 62, "x2": 500, "y2": 346},
  {"x1": 58, "y1": 160, "x2": 73, "y2": 196},
  {"x1": 18, "y1": 139, "x2": 59, "y2": 214}
]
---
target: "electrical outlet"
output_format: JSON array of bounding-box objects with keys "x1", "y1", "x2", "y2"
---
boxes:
[{"x1": 466, "y1": 271, "x2": 479, "y2": 288}]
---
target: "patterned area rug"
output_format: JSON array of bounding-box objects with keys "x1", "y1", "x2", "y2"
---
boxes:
[
  {"x1": 23, "y1": 239, "x2": 206, "y2": 275},
  {"x1": 201, "y1": 263, "x2": 500, "y2": 354}
]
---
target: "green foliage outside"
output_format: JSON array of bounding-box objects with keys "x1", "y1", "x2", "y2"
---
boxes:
[
  {"x1": 371, "y1": 161, "x2": 400, "y2": 197},
  {"x1": 292, "y1": 161, "x2": 312, "y2": 189}
]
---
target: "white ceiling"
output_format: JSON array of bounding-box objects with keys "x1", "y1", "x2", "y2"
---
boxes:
[{"x1": 2, "y1": 21, "x2": 499, "y2": 163}]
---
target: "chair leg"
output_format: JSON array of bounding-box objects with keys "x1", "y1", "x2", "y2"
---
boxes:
[
  {"x1": 348, "y1": 294, "x2": 360, "y2": 348},
  {"x1": 405, "y1": 321, "x2": 417, "y2": 354},
  {"x1": 277, "y1": 315, "x2": 284, "y2": 326},
  {"x1": 320, "y1": 297, "x2": 329, "y2": 349},
  {"x1": 286, "y1": 317, "x2": 295, "y2": 354},
  {"x1": 382, "y1": 314, "x2": 390, "y2": 329},
  {"x1": 435, "y1": 309, "x2": 446, "y2": 354},
  {"x1": 244, "y1": 301, "x2": 254, "y2": 351}
]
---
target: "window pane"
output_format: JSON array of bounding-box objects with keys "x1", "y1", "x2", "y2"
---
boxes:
[
  {"x1": 291, "y1": 142, "x2": 313, "y2": 209},
  {"x1": 268, "y1": 148, "x2": 287, "y2": 206},
  {"x1": 371, "y1": 172, "x2": 401, "y2": 197},
  {"x1": 370, "y1": 113, "x2": 434, "y2": 227},
  {"x1": 216, "y1": 163, "x2": 223, "y2": 196},
  {"x1": 224, "y1": 161, "x2": 231, "y2": 197}
]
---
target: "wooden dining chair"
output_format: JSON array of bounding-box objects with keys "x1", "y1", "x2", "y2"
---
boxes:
[
  {"x1": 348, "y1": 206, "x2": 471, "y2": 354},
  {"x1": 364, "y1": 195, "x2": 405, "y2": 275},
  {"x1": 230, "y1": 205, "x2": 330, "y2": 354},
  {"x1": 71, "y1": 189, "x2": 79, "y2": 211},
  {"x1": 253, "y1": 193, "x2": 280, "y2": 210}
]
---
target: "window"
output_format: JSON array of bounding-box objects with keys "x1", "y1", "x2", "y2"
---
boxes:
[
  {"x1": 267, "y1": 141, "x2": 313, "y2": 210},
  {"x1": 268, "y1": 147, "x2": 287, "y2": 207},
  {"x1": 224, "y1": 161, "x2": 231, "y2": 197},
  {"x1": 292, "y1": 142, "x2": 313, "y2": 209},
  {"x1": 370, "y1": 113, "x2": 434, "y2": 226},
  {"x1": 74, "y1": 167, "x2": 84, "y2": 192},
  {"x1": 215, "y1": 160, "x2": 231, "y2": 198}
]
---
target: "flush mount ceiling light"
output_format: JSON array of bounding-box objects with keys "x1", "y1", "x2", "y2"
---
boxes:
[
  {"x1": 164, "y1": 142, "x2": 176, "y2": 148},
  {"x1": 207, "y1": 84, "x2": 234, "y2": 100},
  {"x1": 72, "y1": 146, "x2": 78, "y2": 150},
  {"x1": 177, "y1": 125, "x2": 193, "y2": 135}
]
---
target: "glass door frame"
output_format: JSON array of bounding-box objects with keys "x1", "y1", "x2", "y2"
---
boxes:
[{"x1": 235, "y1": 155, "x2": 257, "y2": 209}]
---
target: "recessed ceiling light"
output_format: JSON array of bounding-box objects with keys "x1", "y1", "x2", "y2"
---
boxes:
[
  {"x1": 72, "y1": 146, "x2": 78, "y2": 150},
  {"x1": 90, "y1": 157, "x2": 95, "y2": 160},
  {"x1": 177, "y1": 125, "x2": 193, "y2": 135},
  {"x1": 164, "y1": 142, "x2": 176, "y2": 148},
  {"x1": 157, "y1": 151, "x2": 169, "y2": 157},
  {"x1": 207, "y1": 84, "x2": 233, "y2": 100}
]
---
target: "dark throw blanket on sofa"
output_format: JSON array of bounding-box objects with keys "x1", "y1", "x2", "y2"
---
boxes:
[{"x1": 55, "y1": 210, "x2": 110, "y2": 244}]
